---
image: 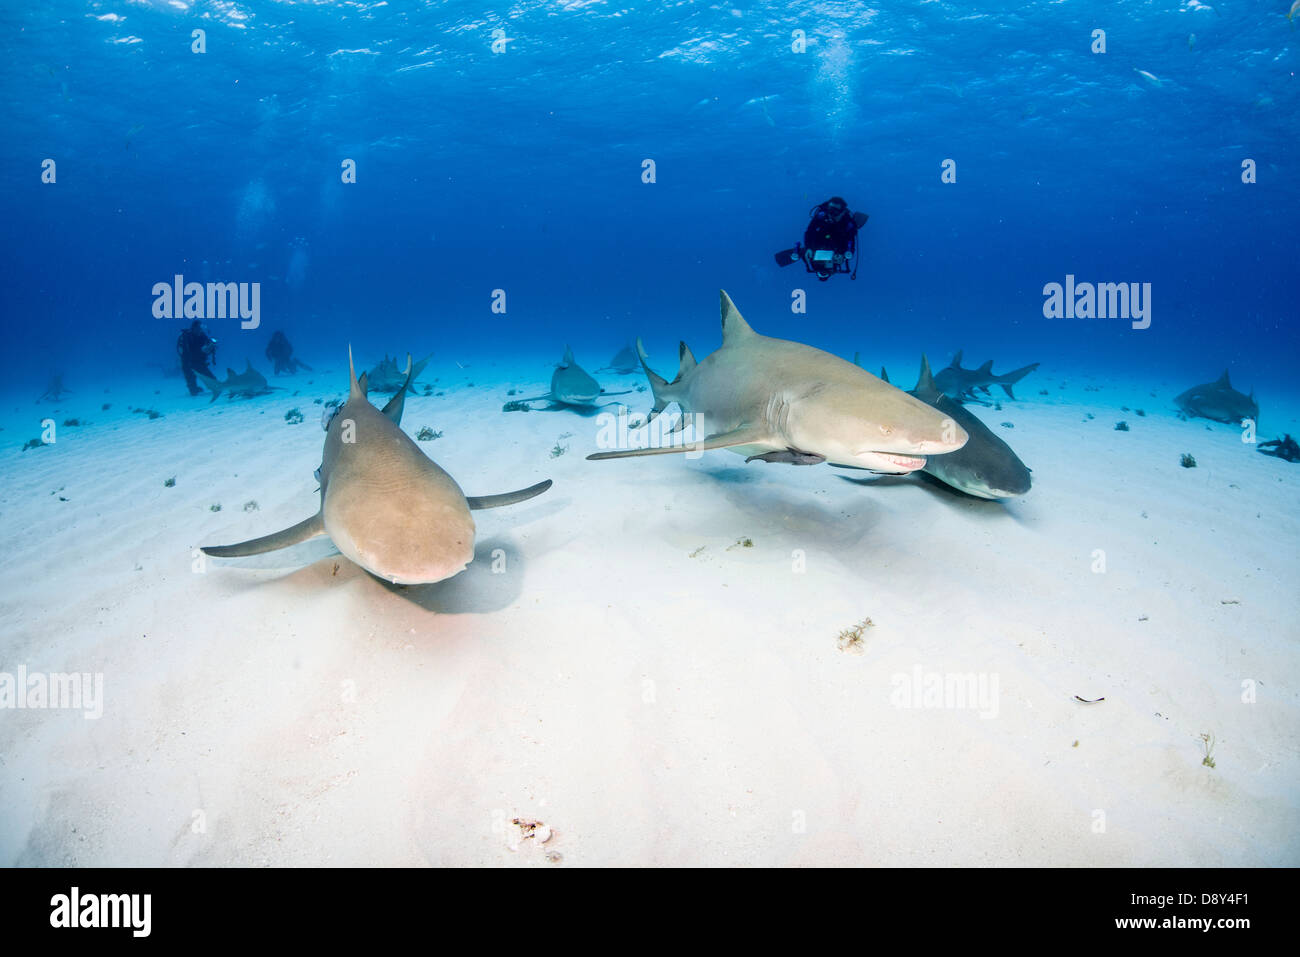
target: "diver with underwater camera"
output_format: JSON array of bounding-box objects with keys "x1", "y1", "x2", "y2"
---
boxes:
[{"x1": 774, "y1": 196, "x2": 869, "y2": 281}]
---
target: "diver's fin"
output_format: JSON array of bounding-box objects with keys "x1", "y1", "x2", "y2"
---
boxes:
[
  {"x1": 852, "y1": 211, "x2": 869, "y2": 229},
  {"x1": 587, "y1": 423, "x2": 771, "y2": 461},
  {"x1": 773, "y1": 247, "x2": 801, "y2": 267},
  {"x1": 465, "y1": 479, "x2": 553, "y2": 511},
  {"x1": 201, "y1": 512, "x2": 326, "y2": 558}
]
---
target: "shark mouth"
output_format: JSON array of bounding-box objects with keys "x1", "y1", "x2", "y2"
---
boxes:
[{"x1": 866, "y1": 452, "x2": 927, "y2": 473}]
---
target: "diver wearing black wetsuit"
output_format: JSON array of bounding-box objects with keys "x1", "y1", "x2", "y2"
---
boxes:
[
  {"x1": 177, "y1": 321, "x2": 216, "y2": 396},
  {"x1": 801, "y1": 196, "x2": 860, "y2": 280},
  {"x1": 265, "y1": 330, "x2": 312, "y2": 375}
]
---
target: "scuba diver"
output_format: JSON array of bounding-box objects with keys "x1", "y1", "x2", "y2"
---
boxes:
[
  {"x1": 773, "y1": 196, "x2": 869, "y2": 281},
  {"x1": 265, "y1": 330, "x2": 312, "y2": 375},
  {"x1": 176, "y1": 320, "x2": 217, "y2": 396}
]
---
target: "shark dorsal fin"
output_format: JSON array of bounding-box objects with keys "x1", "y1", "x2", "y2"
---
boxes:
[
  {"x1": 226, "y1": 367, "x2": 237, "y2": 378},
  {"x1": 245, "y1": 359, "x2": 254, "y2": 373},
  {"x1": 915, "y1": 355, "x2": 941, "y2": 401},
  {"x1": 1217, "y1": 369, "x2": 1231, "y2": 388},
  {"x1": 347, "y1": 345, "x2": 367, "y2": 402},
  {"x1": 880, "y1": 366, "x2": 890, "y2": 384},
  {"x1": 950, "y1": 350, "x2": 963, "y2": 368},
  {"x1": 678, "y1": 341, "x2": 698, "y2": 378},
  {"x1": 853, "y1": 351, "x2": 862, "y2": 368},
  {"x1": 719, "y1": 290, "x2": 757, "y2": 344},
  {"x1": 381, "y1": 353, "x2": 413, "y2": 424},
  {"x1": 976, "y1": 359, "x2": 994, "y2": 374},
  {"x1": 560, "y1": 345, "x2": 575, "y2": 368}
]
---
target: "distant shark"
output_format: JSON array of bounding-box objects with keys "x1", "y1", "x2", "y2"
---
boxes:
[
  {"x1": 37, "y1": 374, "x2": 71, "y2": 403},
  {"x1": 880, "y1": 357, "x2": 1031, "y2": 499},
  {"x1": 514, "y1": 346, "x2": 633, "y2": 410},
  {"x1": 368, "y1": 353, "x2": 431, "y2": 393},
  {"x1": 587, "y1": 291, "x2": 967, "y2": 472},
  {"x1": 1174, "y1": 370, "x2": 1258, "y2": 425},
  {"x1": 197, "y1": 361, "x2": 279, "y2": 402},
  {"x1": 932, "y1": 350, "x2": 1040, "y2": 403},
  {"x1": 202, "y1": 350, "x2": 552, "y2": 585},
  {"x1": 598, "y1": 343, "x2": 640, "y2": 374}
]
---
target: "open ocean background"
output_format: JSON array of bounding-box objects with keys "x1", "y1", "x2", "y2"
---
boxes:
[{"x1": 0, "y1": 0, "x2": 1296, "y2": 406}]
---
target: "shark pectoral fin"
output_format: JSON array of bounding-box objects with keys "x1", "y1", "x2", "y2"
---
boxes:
[
  {"x1": 745, "y1": 449, "x2": 827, "y2": 466},
  {"x1": 598, "y1": 389, "x2": 635, "y2": 397},
  {"x1": 201, "y1": 512, "x2": 326, "y2": 558},
  {"x1": 465, "y1": 479, "x2": 553, "y2": 510},
  {"x1": 586, "y1": 424, "x2": 771, "y2": 461}
]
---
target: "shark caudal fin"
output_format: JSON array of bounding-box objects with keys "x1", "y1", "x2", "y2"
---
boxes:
[
  {"x1": 197, "y1": 373, "x2": 223, "y2": 402},
  {"x1": 995, "y1": 362, "x2": 1041, "y2": 399},
  {"x1": 201, "y1": 512, "x2": 326, "y2": 558},
  {"x1": 636, "y1": 338, "x2": 672, "y2": 421}
]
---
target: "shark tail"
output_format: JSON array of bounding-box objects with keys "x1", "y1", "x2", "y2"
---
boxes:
[
  {"x1": 196, "y1": 373, "x2": 223, "y2": 403},
  {"x1": 636, "y1": 338, "x2": 687, "y2": 422},
  {"x1": 995, "y1": 362, "x2": 1041, "y2": 399}
]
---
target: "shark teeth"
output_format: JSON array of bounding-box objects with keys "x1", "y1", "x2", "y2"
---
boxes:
[{"x1": 879, "y1": 453, "x2": 926, "y2": 470}]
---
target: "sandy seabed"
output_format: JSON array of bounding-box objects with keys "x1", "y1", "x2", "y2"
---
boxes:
[{"x1": 2, "y1": 355, "x2": 1297, "y2": 867}]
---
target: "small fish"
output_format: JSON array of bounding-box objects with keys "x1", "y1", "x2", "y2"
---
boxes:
[
  {"x1": 1290, "y1": 1, "x2": 1300, "y2": 22},
  {"x1": 1187, "y1": 33, "x2": 1196, "y2": 49},
  {"x1": 1134, "y1": 68, "x2": 1162, "y2": 88}
]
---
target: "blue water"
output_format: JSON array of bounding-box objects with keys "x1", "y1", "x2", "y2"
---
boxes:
[{"x1": 1, "y1": 0, "x2": 1296, "y2": 400}]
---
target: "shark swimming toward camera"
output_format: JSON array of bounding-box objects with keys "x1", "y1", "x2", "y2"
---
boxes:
[
  {"x1": 587, "y1": 291, "x2": 967, "y2": 472},
  {"x1": 202, "y1": 350, "x2": 552, "y2": 585},
  {"x1": 513, "y1": 346, "x2": 633, "y2": 410},
  {"x1": 880, "y1": 357, "x2": 1031, "y2": 499},
  {"x1": 37, "y1": 374, "x2": 71, "y2": 403},
  {"x1": 1174, "y1": 370, "x2": 1258, "y2": 425},
  {"x1": 598, "y1": 343, "x2": 641, "y2": 374},
  {"x1": 367, "y1": 353, "x2": 431, "y2": 393},
  {"x1": 932, "y1": 350, "x2": 1040, "y2": 403},
  {"x1": 196, "y1": 361, "x2": 279, "y2": 402}
]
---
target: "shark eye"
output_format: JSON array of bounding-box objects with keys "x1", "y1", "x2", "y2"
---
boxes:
[{"x1": 879, "y1": 424, "x2": 893, "y2": 436}]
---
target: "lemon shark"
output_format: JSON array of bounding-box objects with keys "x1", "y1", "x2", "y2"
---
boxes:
[
  {"x1": 202, "y1": 350, "x2": 552, "y2": 585},
  {"x1": 881, "y1": 357, "x2": 1031, "y2": 499},
  {"x1": 514, "y1": 346, "x2": 633, "y2": 409},
  {"x1": 196, "y1": 361, "x2": 279, "y2": 402},
  {"x1": 932, "y1": 350, "x2": 1040, "y2": 403},
  {"x1": 368, "y1": 352, "x2": 431, "y2": 393},
  {"x1": 1174, "y1": 370, "x2": 1258, "y2": 425},
  {"x1": 587, "y1": 291, "x2": 967, "y2": 472},
  {"x1": 598, "y1": 343, "x2": 640, "y2": 374}
]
